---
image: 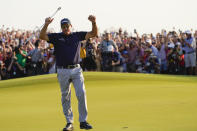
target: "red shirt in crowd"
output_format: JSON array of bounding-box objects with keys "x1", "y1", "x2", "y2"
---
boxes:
[{"x1": 179, "y1": 54, "x2": 185, "y2": 67}]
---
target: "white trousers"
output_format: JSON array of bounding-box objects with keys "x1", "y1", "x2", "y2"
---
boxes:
[
  {"x1": 57, "y1": 66, "x2": 88, "y2": 123},
  {"x1": 184, "y1": 52, "x2": 196, "y2": 68}
]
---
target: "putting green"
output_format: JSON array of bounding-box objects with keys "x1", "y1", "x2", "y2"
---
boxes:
[{"x1": 0, "y1": 72, "x2": 197, "y2": 131}]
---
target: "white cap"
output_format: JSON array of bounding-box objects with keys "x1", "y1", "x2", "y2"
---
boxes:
[
  {"x1": 146, "y1": 39, "x2": 152, "y2": 43},
  {"x1": 176, "y1": 42, "x2": 181, "y2": 46},
  {"x1": 168, "y1": 43, "x2": 175, "y2": 48},
  {"x1": 185, "y1": 30, "x2": 191, "y2": 34}
]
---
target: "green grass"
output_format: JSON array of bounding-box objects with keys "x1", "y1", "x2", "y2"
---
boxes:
[{"x1": 0, "y1": 72, "x2": 197, "y2": 131}]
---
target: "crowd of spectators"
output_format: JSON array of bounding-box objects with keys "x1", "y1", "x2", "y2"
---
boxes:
[
  {"x1": 0, "y1": 26, "x2": 196, "y2": 80},
  {"x1": 81, "y1": 28, "x2": 197, "y2": 76},
  {"x1": 0, "y1": 26, "x2": 56, "y2": 80}
]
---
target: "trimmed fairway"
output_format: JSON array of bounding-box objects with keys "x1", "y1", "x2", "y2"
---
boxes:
[{"x1": 0, "y1": 72, "x2": 197, "y2": 131}]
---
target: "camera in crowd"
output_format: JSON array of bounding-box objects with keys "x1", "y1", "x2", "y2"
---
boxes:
[{"x1": 149, "y1": 55, "x2": 158, "y2": 63}]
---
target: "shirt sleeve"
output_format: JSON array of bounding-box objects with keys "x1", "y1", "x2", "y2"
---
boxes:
[
  {"x1": 47, "y1": 33, "x2": 59, "y2": 44},
  {"x1": 111, "y1": 41, "x2": 117, "y2": 50},
  {"x1": 76, "y1": 32, "x2": 87, "y2": 41},
  {"x1": 27, "y1": 50, "x2": 33, "y2": 56}
]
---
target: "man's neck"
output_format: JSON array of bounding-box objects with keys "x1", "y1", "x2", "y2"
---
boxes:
[{"x1": 62, "y1": 32, "x2": 71, "y2": 36}]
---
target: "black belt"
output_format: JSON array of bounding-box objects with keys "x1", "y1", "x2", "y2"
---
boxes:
[{"x1": 57, "y1": 64, "x2": 79, "y2": 69}]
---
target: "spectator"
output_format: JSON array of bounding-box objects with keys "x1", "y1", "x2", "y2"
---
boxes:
[
  {"x1": 17, "y1": 46, "x2": 27, "y2": 73},
  {"x1": 99, "y1": 32, "x2": 118, "y2": 71},
  {"x1": 83, "y1": 38, "x2": 97, "y2": 71},
  {"x1": 146, "y1": 39, "x2": 158, "y2": 57},
  {"x1": 112, "y1": 50, "x2": 124, "y2": 72},
  {"x1": 167, "y1": 45, "x2": 181, "y2": 74},
  {"x1": 121, "y1": 50, "x2": 129, "y2": 72},
  {"x1": 136, "y1": 48, "x2": 151, "y2": 73},
  {"x1": 27, "y1": 40, "x2": 43, "y2": 75},
  {"x1": 143, "y1": 48, "x2": 160, "y2": 74},
  {"x1": 127, "y1": 42, "x2": 138, "y2": 72},
  {"x1": 194, "y1": 31, "x2": 197, "y2": 60},
  {"x1": 80, "y1": 42, "x2": 86, "y2": 70},
  {"x1": 5, "y1": 51, "x2": 24, "y2": 78},
  {"x1": 157, "y1": 36, "x2": 168, "y2": 74},
  {"x1": 182, "y1": 31, "x2": 196, "y2": 75}
]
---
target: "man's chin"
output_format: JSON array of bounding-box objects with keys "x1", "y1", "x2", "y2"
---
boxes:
[{"x1": 64, "y1": 31, "x2": 71, "y2": 35}]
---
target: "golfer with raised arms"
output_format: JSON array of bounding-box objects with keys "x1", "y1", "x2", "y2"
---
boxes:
[{"x1": 39, "y1": 15, "x2": 98, "y2": 131}]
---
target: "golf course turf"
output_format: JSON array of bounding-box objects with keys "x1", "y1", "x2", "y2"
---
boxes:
[{"x1": 0, "y1": 72, "x2": 197, "y2": 131}]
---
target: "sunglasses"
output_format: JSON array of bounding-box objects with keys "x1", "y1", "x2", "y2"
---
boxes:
[{"x1": 61, "y1": 24, "x2": 71, "y2": 29}]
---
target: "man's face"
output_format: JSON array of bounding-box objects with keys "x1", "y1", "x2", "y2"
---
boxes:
[
  {"x1": 61, "y1": 24, "x2": 72, "y2": 35},
  {"x1": 22, "y1": 45, "x2": 27, "y2": 50},
  {"x1": 105, "y1": 33, "x2": 110, "y2": 41},
  {"x1": 20, "y1": 46, "x2": 24, "y2": 51}
]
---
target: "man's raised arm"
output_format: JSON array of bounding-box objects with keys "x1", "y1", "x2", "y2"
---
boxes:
[
  {"x1": 39, "y1": 17, "x2": 53, "y2": 41},
  {"x1": 85, "y1": 15, "x2": 98, "y2": 40}
]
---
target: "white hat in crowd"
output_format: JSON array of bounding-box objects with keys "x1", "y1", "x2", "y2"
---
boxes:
[
  {"x1": 185, "y1": 30, "x2": 191, "y2": 34},
  {"x1": 146, "y1": 39, "x2": 152, "y2": 44},
  {"x1": 168, "y1": 43, "x2": 175, "y2": 48}
]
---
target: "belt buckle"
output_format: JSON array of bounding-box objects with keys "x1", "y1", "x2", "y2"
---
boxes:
[
  {"x1": 68, "y1": 65, "x2": 76, "y2": 69},
  {"x1": 67, "y1": 64, "x2": 78, "y2": 69}
]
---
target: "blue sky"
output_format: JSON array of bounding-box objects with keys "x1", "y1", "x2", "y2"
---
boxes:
[{"x1": 0, "y1": 0, "x2": 197, "y2": 35}]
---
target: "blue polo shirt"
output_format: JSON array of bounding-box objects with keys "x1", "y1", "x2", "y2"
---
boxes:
[
  {"x1": 47, "y1": 32, "x2": 87, "y2": 66},
  {"x1": 183, "y1": 37, "x2": 195, "y2": 54}
]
